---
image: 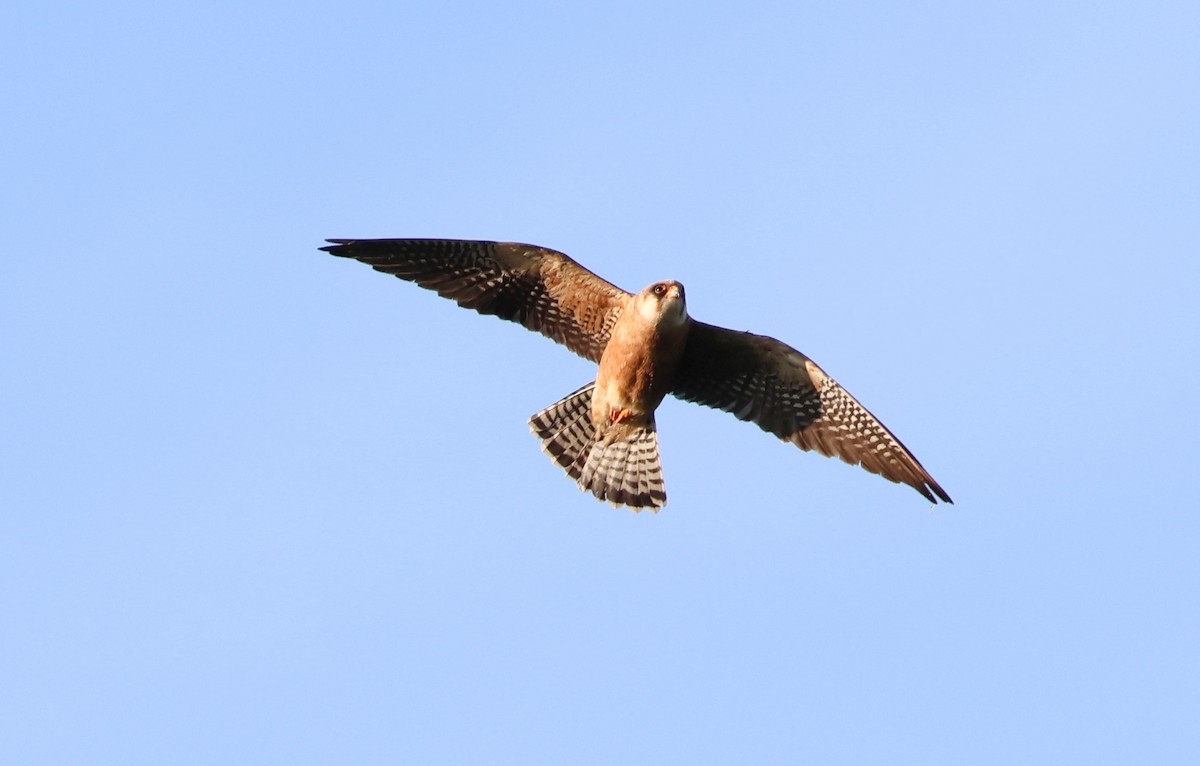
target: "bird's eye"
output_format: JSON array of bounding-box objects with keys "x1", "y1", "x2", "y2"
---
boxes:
[{"x1": 653, "y1": 284, "x2": 666, "y2": 296}]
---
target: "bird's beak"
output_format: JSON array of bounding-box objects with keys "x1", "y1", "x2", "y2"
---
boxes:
[{"x1": 667, "y1": 284, "x2": 683, "y2": 300}]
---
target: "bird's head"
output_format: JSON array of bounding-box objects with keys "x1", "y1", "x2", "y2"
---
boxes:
[{"x1": 634, "y1": 280, "x2": 687, "y2": 326}]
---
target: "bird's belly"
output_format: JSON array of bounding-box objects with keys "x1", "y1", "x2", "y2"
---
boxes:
[{"x1": 592, "y1": 347, "x2": 666, "y2": 428}]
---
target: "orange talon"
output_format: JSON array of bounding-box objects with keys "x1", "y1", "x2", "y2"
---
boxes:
[{"x1": 610, "y1": 407, "x2": 630, "y2": 424}]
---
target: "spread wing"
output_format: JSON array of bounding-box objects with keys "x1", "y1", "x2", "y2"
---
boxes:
[
  {"x1": 672, "y1": 321, "x2": 952, "y2": 503},
  {"x1": 322, "y1": 239, "x2": 630, "y2": 363}
]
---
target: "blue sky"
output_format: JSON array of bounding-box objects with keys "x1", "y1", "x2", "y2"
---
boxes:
[{"x1": 3, "y1": 1, "x2": 1198, "y2": 763}]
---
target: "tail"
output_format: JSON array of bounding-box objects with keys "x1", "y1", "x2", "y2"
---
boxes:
[{"x1": 529, "y1": 383, "x2": 667, "y2": 511}]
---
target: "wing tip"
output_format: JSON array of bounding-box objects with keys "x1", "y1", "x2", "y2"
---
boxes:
[
  {"x1": 917, "y1": 478, "x2": 953, "y2": 505},
  {"x1": 320, "y1": 238, "x2": 354, "y2": 255}
]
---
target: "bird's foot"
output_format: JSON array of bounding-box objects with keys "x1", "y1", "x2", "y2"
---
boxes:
[{"x1": 610, "y1": 407, "x2": 631, "y2": 424}]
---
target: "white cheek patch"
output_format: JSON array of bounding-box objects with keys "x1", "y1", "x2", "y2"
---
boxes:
[
  {"x1": 637, "y1": 296, "x2": 660, "y2": 322},
  {"x1": 664, "y1": 299, "x2": 688, "y2": 325},
  {"x1": 635, "y1": 293, "x2": 688, "y2": 325}
]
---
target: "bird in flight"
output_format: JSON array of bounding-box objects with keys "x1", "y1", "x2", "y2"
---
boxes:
[{"x1": 322, "y1": 239, "x2": 952, "y2": 510}]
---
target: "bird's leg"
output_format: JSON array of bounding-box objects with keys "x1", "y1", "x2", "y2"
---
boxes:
[{"x1": 610, "y1": 407, "x2": 631, "y2": 424}]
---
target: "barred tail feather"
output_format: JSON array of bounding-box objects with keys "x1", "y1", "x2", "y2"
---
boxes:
[
  {"x1": 529, "y1": 383, "x2": 595, "y2": 480},
  {"x1": 582, "y1": 429, "x2": 666, "y2": 510},
  {"x1": 529, "y1": 384, "x2": 668, "y2": 511}
]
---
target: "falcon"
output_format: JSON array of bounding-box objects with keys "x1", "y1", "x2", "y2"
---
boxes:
[{"x1": 322, "y1": 239, "x2": 952, "y2": 510}]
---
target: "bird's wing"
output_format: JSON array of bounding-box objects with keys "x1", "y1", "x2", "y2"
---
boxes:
[
  {"x1": 322, "y1": 239, "x2": 630, "y2": 363},
  {"x1": 671, "y1": 321, "x2": 952, "y2": 503}
]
